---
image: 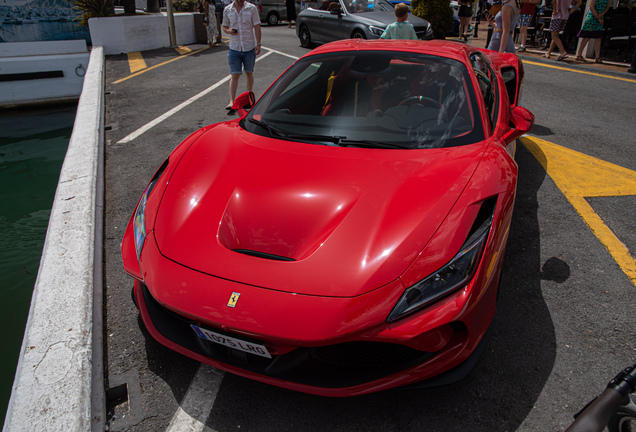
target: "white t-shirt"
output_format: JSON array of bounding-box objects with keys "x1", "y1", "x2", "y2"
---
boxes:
[{"x1": 222, "y1": 1, "x2": 261, "y2": 51}]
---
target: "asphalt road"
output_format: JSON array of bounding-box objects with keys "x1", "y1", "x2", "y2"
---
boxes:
[{"x1": 103, "y1": 25, "x2": 636, "y2": 432}]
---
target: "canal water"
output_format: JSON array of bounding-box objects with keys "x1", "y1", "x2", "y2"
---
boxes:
[{"x1": 0, "y1": 104, "x2": 76, "y2": 428}]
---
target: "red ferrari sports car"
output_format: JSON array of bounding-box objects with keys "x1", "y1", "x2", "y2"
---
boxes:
[{"x1": 121, "y1": 39, "x2": 534, "y2": 397}]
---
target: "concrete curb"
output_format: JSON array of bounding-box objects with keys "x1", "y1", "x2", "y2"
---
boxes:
[{"x1": 3, "y1": 46, "x2": 105, "y2": 432}]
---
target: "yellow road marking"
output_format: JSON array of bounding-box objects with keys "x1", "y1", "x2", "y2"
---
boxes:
[
  {"x1": 521, "y1": 136, "x2": 636, "y2": 286},
  {"x1": 175, "y1": 45, "x2": 192, "y2": 55},
  {"x1": 114, "y1": 47, "x2": 209, "y2": 84},
  {"x1": 523, "y1": 60, "x2": 636, "y2": 84},
  {"x1": 127, "y1": 52, "x2": 147, "y2": 73}
]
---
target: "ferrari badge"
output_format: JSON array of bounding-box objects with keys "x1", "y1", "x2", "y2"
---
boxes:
[{"x1": 227, "y1": 292, "x2": 240, "y2": 308}]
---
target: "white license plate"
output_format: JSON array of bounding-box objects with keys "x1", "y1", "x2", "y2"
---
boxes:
[{"x1": 191, "y1": 325, "x2": 271, "y2": 358}]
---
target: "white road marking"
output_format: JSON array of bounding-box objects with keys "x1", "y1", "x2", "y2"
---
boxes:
[
  {"x1": 116, "y1": 50, "x2": 275, "y2": 144},
  {"x1": 262, "y1": 46, "x2": 300, "y2": 61},
  {"x1": 165, "y1": 364, "x2": 225, "y2": 432}
]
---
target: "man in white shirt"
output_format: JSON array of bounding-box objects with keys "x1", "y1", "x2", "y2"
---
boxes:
[{"x1": 222, "y1": 0, "x2": 262, "y2": 114}]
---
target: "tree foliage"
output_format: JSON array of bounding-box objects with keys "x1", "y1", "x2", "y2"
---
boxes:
[
  {"x1": 411, "y1": 0, "x2": 453, "y2": 39},
  {"x1": 173, "y1": 0, "x2": 199, "y2": 11},
  {"x1": 67, "y1": 0, "x2": 113, "y2": 25}
]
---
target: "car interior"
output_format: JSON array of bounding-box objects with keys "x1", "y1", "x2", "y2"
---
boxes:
[{"x1": 247, "y1": 51, "x2": 485, "y2": 148}]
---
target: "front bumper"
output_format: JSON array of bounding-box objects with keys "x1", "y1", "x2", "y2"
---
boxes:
[{"x1": 129, "y1": 232, "x2": 500, "y2": 397}]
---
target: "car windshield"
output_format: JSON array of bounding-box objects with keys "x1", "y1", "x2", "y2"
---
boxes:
[
  {"x1": 342, "y1": 0, "x2": 394, "y2": 13},
  {"x1": 244, "y1": 50, "x2": 484, "y2": 149}
]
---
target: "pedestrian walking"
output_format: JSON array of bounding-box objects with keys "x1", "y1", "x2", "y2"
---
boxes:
[
  {"x1": 222, "y1": 0, "x2": 262, "y2": 115},
  {"x1": 574, "y1": 0, "x2": 609, "y2": 62},
  {"x1": 204, "y1": 0, "x2": 219, "y2": 47},
  {"x1": 516, "y1": 0, "x2": 540, "y2": 52},
  {"x1": 543, "y1": 0, "x2": 582, "y2": 60},
  {"x1": 285, "y1": 0, "x2": 297, "y2": 27},
  {"x1": 380, "y1": 3, "x2": 418, "y2": 40},
  {"x1": 458, "y1": 0, "x2": 474, "y2": 41},
  {"x1": 486, "y1": 0, "x2": 521, "y2": 53}
]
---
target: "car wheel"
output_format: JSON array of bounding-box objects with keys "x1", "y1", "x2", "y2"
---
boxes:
[
  {"x1": 267, "y1": 12, "x2": 279, "y2": 26},
  {"x1": 299, "y1": 25, "x2": 313, "y2": 48},
  {"x1": 352, "y1": 30, "x2": 366, "y2": 39}
]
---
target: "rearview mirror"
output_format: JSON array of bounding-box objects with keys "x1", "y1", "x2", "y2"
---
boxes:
[
  {"x1": 231, "y1": 91, "x2": 255, "y2": 118},
  {"x1": 503, "y1": 105, "x2": 534, "y2": 144}
]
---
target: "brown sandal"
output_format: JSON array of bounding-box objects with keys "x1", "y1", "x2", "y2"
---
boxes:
[
  {"x1": 575, "y1": 55, "x2": 586, "y2": 62},
  {"x1": 595, "y1": 58, "x2": 603, "y2": 63}
]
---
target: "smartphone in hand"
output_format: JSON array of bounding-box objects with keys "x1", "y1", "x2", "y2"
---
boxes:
[
  {"x1": 483, "y1": 10, "x2": 493, "y2": 20},
  {"x1": 231, "y1": 28, "x2": 238, "y2": 34}
]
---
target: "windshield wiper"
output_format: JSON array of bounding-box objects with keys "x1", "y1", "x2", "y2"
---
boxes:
[
  {"x1": 248, "y1": 118, "x2": 288, "y2": 138},
  {"x1": 286, "y1": 133, "x2": 347, "y2": 146},
  {"x1": 338, "y1": 139, "x2": 410, "y2": 149}
]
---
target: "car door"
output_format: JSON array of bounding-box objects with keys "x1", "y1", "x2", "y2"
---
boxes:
[{"x1": 318, "y1": 1, "x2": 350, "y2": 40}]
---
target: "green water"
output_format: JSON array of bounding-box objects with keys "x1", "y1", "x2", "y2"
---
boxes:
[{"x1": 0, "y1": 105, "x2": 75, "y2": 428}]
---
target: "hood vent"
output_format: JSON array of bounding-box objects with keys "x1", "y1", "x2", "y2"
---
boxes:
[{"x1": 232, "y1": 249, "x2": 296, "y2": 262}]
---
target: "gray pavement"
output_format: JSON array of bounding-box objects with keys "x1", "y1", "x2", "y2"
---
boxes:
[{"x1": 103, "y1": 25, "x2": 636, "y2": 432}]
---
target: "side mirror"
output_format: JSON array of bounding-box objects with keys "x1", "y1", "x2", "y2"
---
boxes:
[
  {"x1": 231, "y1": 91, "x2": 255, "y2": 118},
  {"x1": 330, "y1": 7, "x2": 342, "y2": 14},
  {"x1": 503, "y1": 105, "x2": 534, "y2": 143}
]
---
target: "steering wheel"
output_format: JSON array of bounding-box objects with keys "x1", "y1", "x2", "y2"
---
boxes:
[{"x1": 399, "y1": 95, "x2": 448, "y2": 120}]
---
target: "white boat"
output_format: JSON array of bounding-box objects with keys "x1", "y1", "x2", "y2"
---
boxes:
[{"x1": 0, "y1": 40, "x2": 90, "y2": 108}]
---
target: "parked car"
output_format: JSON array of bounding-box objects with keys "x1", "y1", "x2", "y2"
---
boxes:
[
  {"x1": 249, "y1": 0, "x2": 310, "y2": 25},
  {"x1": 296, "y1": 0, "x2": 433, "y2": 47},
  {"x1": 122, "y1": 38, "x2": 533, "y2": 397}
]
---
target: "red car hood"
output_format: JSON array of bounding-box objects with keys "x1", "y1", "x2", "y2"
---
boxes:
[{"x1": 154, "y1": 122, "x2": 486, "y2": 297}]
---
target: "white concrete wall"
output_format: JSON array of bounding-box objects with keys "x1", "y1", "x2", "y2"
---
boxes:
[
  {"x1": 0, "y1": 52, "x2": 90, "y2": 107},
  {"x1": 3, "y1": 46, "x2": 105, "y2": 432},
  {"x1": 89, "y1": 13, "x2": 197, "y2": 55},
  {"x1": 0, "y1": 40, "x2": 88, "y2": 57}
]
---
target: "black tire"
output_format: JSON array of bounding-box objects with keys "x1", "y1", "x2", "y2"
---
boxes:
[
  {"x1": 299, "y1": 25, "x2": 313, "y2": 48},
  {"x1": 352, "y1": 30, "x2": 366, "y2": 39},
  {"x1": 267, "y1": 12, "x2": 279, "y2": 26},
  {"x1": 609, "y1": 396, "x2": 636, "y2": 432}
]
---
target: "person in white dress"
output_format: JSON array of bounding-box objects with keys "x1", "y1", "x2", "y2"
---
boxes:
[{"x1": 204, "y1": 0, "x2": 219, "y2": 47}]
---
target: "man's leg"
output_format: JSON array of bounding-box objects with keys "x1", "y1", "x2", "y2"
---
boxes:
[
  {"x1": 228, "y1": 49, "x2": 243, "y2": 106},
  {"x1": 229, "y1": 74, "x2": 241, "y2": 105},
  {"x1": 243, "y1": 49, "x2": 256, "y2": 93},
  {"x1": 245, "y1": 72, "x2": 254, "y2": 92}
]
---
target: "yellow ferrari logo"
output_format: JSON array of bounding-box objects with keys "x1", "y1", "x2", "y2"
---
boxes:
[{"x1": 227, "y1": 292, "x2": 240, "y2": 308}]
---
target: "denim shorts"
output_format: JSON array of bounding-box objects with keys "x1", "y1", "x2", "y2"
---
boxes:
[{"x1": 228, "y1": 48, "x2": 256, "y2": 74}]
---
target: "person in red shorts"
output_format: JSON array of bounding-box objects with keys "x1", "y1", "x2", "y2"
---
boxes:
[{"x1": 516, "y1": 0, "x2": 540, "y2": 52}]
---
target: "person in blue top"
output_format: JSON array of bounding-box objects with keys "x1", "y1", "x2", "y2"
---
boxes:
[{"x1": 380, "y1": 3, "x2": 418, "y2": 40}]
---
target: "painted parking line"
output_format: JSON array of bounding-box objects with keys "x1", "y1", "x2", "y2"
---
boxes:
[
  {"x1": 127, "y1": 51, "x2": 147, "y2": 73},
  {"x1": 176, "y1": 45, "x2": 193, "y2": 55},
  {"x1": 114, "y1": 46, "x2": 210, "y2": 84},
  {"x1": 521, "y1": 136, "x2": 636, "y2": 287},
  {"x1": 523, "y1": 60, "x2": 636, "y2": 84},
  {"x1": 117, "y1": 48, "x2": 295, "y2": 144},
  {"x1": 165, "y1": 364, "x2": 224, "y2": 432}
]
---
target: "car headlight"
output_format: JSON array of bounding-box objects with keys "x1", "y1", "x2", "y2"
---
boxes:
[
  {"x1": 387, "y1": 198, "x2": 497, "y2": 323},
  {"x1": 369, "y1": 25, "x2": 384, "y2": 36},
  {"x1": 133, "y1": 158, "x2": 169, "y2": 261}
]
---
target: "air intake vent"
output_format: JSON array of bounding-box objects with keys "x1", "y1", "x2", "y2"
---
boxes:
[{"x1": 232, "y1": 249, "x2": 295, "y2": 261}]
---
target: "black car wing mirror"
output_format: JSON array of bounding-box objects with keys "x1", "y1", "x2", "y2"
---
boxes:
[
  {"x1": 232, "y1": 91, "x2": 255, "y2": 118},
  {"x1": 330, "y1": 7, "x2": 342, "y2": 14}
]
